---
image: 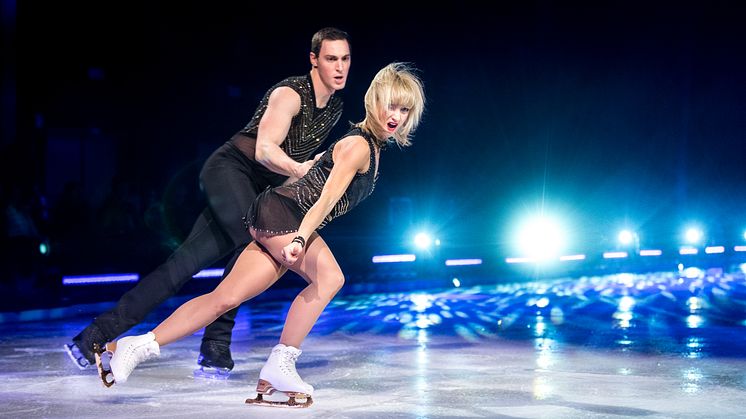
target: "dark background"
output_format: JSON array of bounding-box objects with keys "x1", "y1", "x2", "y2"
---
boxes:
[{"x1": 2, "y1": 1, "x2": 745, "y2": 308}]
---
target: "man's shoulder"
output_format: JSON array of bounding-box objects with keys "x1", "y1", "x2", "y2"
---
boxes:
[{"x1": 274, "y1": 75, "x2": 309, "y2": 90}]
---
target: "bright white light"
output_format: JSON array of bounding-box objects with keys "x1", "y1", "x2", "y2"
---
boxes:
[
  {"x1": 193, "y1": 268, "x2": 225, "y2": 278},
  {"x1": 679, "y1": 247, "x2": 698, "y2": 255},
  {"x1": 705, "y1": 246, "x2": 724, "y2": 254},
  {"x1": 639, "y1": 249, "x2": 662, "y2": 256},
  {"x1": 603, "y1": 251, "x2": 628, "y2": 259},
  {"x1": 686, "y1": 315, "x2": 704, "y2": 328},
  {"x1": 618, "y1": 230, "x2": 634, "y2": 245},
  {"x1": 506, "y1": 257, "x2": 534, "y2": 264},
  {"x1": 687, "y1": 296, "x2": 701, "y2": 311},
  {"x1": 410, "y1": 294, "x2": 433, "y2": 312},
  {"x1": 515, "y1": 216, "x2": 566, "y2": 260},
  {"x1": 372, "y1": 254, "x2": 416, "y2": 263},
  {"x1": 559, "y1": 254, "x2": 585, "y2": 261},
  {"x1": 536, "y1": 297, "x2": 550, "y2": 308},
  {"x1": 618, "y1": 296, "x2": 635, "y2": 312},
  {"x1": 452, "y1": 278, "x2": 461, "y2": 287},
  {"x1": 62, "y1": 273, "x2": 139, "y2": 286},
  {"x1": 743, "y1": 230, "x2": 746, "y2": 241},
  {"x1": 685, "y1": 227, "x2": 703, "y2": 244},
  {"x1": 445, "y1": 258, "x2": 482, "y2": 266},
  {"x1": 413, "y1": 232, "x2": 432, "y2": 249}
]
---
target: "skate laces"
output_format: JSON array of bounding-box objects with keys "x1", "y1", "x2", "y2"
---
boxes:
[
  {"x1": 120, "y1": 334, "x2": 159, "y2": 369},
  {"x1": 276, "y1": 347, "x2": 301, "y2": 376}
]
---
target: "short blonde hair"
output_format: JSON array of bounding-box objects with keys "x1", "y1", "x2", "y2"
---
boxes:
[{"x1": 358, "y1": 62, "x2": 425, "y2": 147}]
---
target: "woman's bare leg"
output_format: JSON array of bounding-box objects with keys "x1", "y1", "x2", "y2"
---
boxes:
[
  {"x1": 151, "y1": 241, "x2": 285, "y2": 346},
  {"x1": 255, "y1": 232, "x2": 345, "y2": 349}
]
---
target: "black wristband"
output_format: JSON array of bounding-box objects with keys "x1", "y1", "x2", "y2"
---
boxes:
[{"x1": 291, "y1": 235, "x2": 306, "y2": 248}]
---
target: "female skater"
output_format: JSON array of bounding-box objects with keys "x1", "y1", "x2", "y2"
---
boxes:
[{"x1": 95, "y1": 62, "x2": 425, "y2": 407}]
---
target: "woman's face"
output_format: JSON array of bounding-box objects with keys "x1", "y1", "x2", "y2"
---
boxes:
[{"x1": 382, "y1": 103, "x2": 410, "y2": 134}]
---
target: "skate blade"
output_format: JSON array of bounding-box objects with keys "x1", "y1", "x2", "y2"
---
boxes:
[
  {"x1": 245, "y1": 380, "x2": 313, "y2": 408},
  {"x1": 93, "y1": 342, "x2": 115, "y2": 388},
  {"x1": 193, "y1": 365, "x2": 231, "y2": 380},
  {"x1": 63, "y1": 343, "x2": 90, "y2": 370}
]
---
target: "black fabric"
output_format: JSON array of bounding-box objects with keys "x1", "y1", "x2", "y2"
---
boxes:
[
  {"x1": 246, "y1": 127, "x2": 378, "y2": 236},
  {"x1": 238, "y1": 74, "x2": 343, "y2": 162},
  {"x1": 90, "y1": 142, "x2": 271, "y2": 343},
  {"x1": 79, "y1": 73, "x2": 343, "y2": 351}
]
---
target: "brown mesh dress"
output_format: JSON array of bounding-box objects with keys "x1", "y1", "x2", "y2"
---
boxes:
[{"x1": 246, "y1": 127, "x2": 379, "y2": 236}]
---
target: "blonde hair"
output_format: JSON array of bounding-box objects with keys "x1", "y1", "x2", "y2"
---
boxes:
[{"x1": 357, "y1": 62, "x2": 425, "y2": 147}]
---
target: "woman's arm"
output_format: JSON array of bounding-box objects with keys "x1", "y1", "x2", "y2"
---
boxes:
[{"x1": 281, "y1": 136, "x2": 370, "y2": 264}]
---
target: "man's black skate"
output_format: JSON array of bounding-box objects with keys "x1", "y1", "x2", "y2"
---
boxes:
[
  {"x1": 194, "y1": 340, "x2": 234, "y2": 379},
  {"x1": 64, "y1": 324, "x2": 107, "y2": 370}
]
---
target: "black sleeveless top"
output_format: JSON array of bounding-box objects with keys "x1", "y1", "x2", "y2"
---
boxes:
[
  {"x1": 246, "y1": 127, "x2": 379, "y2": 235},
  {"x1": 236, "y1": 74, "x2": 343, "y2": 163}
]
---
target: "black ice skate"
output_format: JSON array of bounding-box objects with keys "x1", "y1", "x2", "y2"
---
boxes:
[
  {"x1": 65, "y1": 324, "x2": 107, "y2": 370},
  {"x1": 93, "y1": 342, "x2": 115, "y2": 387},
  {"x1": 245, "y1": 379, "x2": 313, "y2": 408},
  {"x1": 194, "y1": 340, "x2": 234, "y2": 380},
  {"x1": 63, "y1": 342, "x2": 91, "y2": 370}
]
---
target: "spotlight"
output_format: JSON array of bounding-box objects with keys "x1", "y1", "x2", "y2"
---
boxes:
[
  {"x1": 515, "y1": 215, "x2": 566, "y2": 260},
  {"x1": 413, "y1": 232, "x2": 433, "y2": 250},
  {"x1": 684, "y1": 227, "x2": 703, "y2": 245},
  {"x1": 618, "y1": 229, "x2": 634, "y2": 246}
]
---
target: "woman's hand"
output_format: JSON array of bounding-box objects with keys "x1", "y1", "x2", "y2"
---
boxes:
[{"x1": 281, "y1": 241, "x2": 304, "y2": 265}]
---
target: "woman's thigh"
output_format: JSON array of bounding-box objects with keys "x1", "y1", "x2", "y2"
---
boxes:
[
  {"x1": 212, "y1": 241, "x2": 286, "y2": 302},
  {"x1": 252, "y1": 231, "x2": 343, "y2": 284}
]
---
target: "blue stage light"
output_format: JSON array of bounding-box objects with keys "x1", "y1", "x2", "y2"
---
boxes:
[
  {"x1": 193, "y1": 268, "x2": 225, "y2": 278},
  {"x1": 618, "y1": 230, "x2": 634, "y2": 245},
  {"x1": 62, "y1": 273, "x2": 139, "y2": 286},
  {"x1": 639, "y1": 249, "x2": 662, "y2": 256},
  {"x1": 413, "y1": 232, "x2": 433, "y2": 250},
  {"x1": 372, "y1": 254, "x2": 417, "y2": 263},
  {"x1": 514, "y1": 215, "x2": 567, "y2": 261},
  {"x1": 445, "y1": 258, "x2": 482, "y2": 266},
  {"x1": 684, "y1": 227, "x2": 703, "y2": 244}
]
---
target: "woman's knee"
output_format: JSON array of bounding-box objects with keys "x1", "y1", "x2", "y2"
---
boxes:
[
  {"x1": 210, "y1": 292, "x2": 242, "y2": 315},
  {"x1": 319, "y1": 275, "x2": 345, "y2": 297}
]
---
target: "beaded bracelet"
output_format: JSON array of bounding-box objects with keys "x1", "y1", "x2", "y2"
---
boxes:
[{"x1": 291, "y1": 235, "x2": 306, "y2": 248}]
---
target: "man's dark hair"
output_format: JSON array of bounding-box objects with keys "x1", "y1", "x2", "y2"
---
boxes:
[{"x1": 311, "y1": 27, "x2": 350, "y2": 57}]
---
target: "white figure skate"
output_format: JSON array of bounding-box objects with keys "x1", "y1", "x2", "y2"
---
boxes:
[
  {"x1": 95, "y1": 332, "x2": 160, "y2": 387},
  {"x1": 245, "y1": 344, "x2": 314, "y2": 408}
]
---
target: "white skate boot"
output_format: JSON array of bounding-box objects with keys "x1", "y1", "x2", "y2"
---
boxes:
[
  {"x1": 245, "y1": 344, "x2": 313, "y2": 408},
  {"x1": 99, "y1": 332, "x2": 160, "y2": 386}
]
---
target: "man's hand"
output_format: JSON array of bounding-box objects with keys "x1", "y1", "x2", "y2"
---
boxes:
[{"x1": 293, "y1": 159, "x2": 317, "y2": 179}]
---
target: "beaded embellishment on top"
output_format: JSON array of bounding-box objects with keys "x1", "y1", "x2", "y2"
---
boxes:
[
  {"x1": 245, "y1": 128, "x2": 379, "y2": 236},
  {"x1": 239, "y1": 75, "x2": 343, "y2": 163}
]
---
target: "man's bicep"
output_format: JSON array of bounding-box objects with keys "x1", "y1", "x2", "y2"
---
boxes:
[{"x1": 257, "y1": 87, "x2": 301, "y2": 146}]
